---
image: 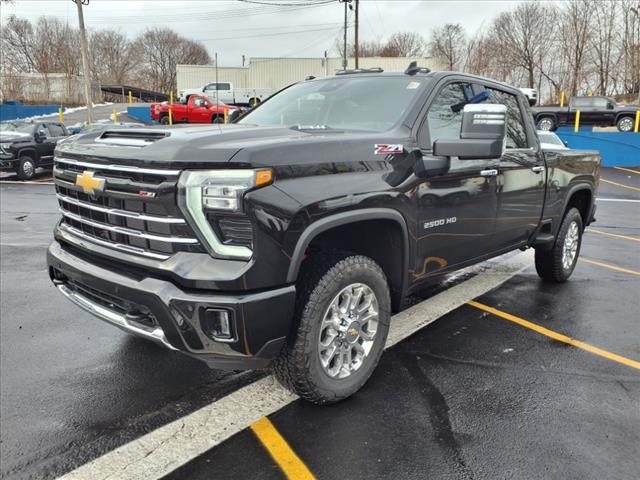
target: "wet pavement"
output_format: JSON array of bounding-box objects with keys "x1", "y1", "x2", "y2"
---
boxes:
[{"x1": 1, "y1": 168, "x2": 639, "y2": 480}]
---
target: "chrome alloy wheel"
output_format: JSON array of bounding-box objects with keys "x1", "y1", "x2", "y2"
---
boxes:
[
  {"x1": 318, "y1": 283, "x2": 379, "y2": 379},
  {"x1": 562, "y1": 221, "x2": 579, "y2": 271},
  {"x1": 538, "y1": 118, "x2": 554, "y2": 131},
  {"x1": 618, "y1": 117, "x2": 633, "y2": 132},
  {"x1": 22, "y1": 160, "x2": 35, "y2": 177}
]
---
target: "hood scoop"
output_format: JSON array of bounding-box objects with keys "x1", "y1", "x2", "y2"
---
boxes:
[{"x1": 95, "y1": 130, "x2": 169, "y2": 147}]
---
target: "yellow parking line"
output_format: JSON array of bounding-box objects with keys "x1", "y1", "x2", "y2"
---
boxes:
[
  {"x1": 580, "y1": 258, "x2": 640, "y2": 277},
  {"x1": 588, "y1": 228, "x2": 640, "y2": 243},
  {"x1": 251, "y1": 417, "x2": 315, "y2": 480},
  {"x1": 467, "y1": 300, "x2": 640, "y2": 370},
  {"x1": 601, "y1": 178, "x2": 640, "y2": 192},
  {"x1": 613, "y1": 166, "x2": 640, "y2": 176}
]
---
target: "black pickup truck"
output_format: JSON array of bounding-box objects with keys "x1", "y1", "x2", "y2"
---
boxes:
[
  {"x1": 532, "y1": 95, "x2": 639, "y2": 132},
  {"x1": 0, "y1": 120, "x2": 70, "y2": 179},
  {"x1": 47, "y1": 68, "x2": 600, "y2": 404}
]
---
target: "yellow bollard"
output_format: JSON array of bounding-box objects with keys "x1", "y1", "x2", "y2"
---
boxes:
[
  {"x1": 58, "y1": 107, "x2": 64, "y2": 123},
  {"x1": 635, "y1": 111, "x2": 639, "y2": 133},
  {"x1": 574, "y1": 110, "x2": 581, "y2": 132},
  {"x1": 223, "y1": 109, "x2": 228, "y2": 124},
  {"x1": 113, "y1": 108, "x2": 118, "y2": 124},
  {"x1": 560, "y1": 91, "x2": 565, "y2": 108},
  {"x1": 128, "y1": 90, "x2": 132, "y2": 105},
  {"x1": 170, "y1": 90, "x2": 174, "y2": 105},
  {"x1": 253, "y1": 90, "x2": 257, "y2": 107},
  {"x1": 169, "y1": 108, "x2": 173, "y2": 127}
]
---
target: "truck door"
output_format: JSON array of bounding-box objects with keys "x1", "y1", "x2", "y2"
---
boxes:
[
  {"x1": 484, "y1": 87, "x2": 545, "y2": 250},
  {"x1": 413, "y1": 81, "x2": 499, "y2": 282},
  {"x1": 34, "y1": 123, "x2": 52, "y2": 162},
  {"x1": 190, "y1": 97, "x2": 210, "y2": 123}
]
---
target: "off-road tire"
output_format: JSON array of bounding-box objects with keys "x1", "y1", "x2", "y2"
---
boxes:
[
  {"x1": 17, "y1": 155, "x2": 36, "y2": 180},
  {"x1": 273, "y1": 252, "x2": 391, "y2": 404},
  {"x1": 535, "y1": 207, "x2": 583, "y2": 283}
]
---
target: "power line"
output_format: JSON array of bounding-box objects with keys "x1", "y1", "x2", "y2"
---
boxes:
[
  {"x1": 236, "y1": 0, "x2": 334, "y2": 5},
  {"x1": 196, "y1": 24, "x2": 352, "y2": 43}
]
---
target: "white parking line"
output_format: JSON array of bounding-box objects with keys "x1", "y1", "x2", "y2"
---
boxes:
[{"x1": 57, "y1": 250, "x2": 533, "y2": 480}]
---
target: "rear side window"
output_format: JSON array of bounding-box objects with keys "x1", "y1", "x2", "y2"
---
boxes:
[
  {"x1": 425, "y1": 82, "x2": 467, "y2": 142},
  {"x1": 48, "y1": 124, "x2": 65, "y2": 136},
  {"x1": 204, "y1": 83, "x2": 231, "y2": 91}
]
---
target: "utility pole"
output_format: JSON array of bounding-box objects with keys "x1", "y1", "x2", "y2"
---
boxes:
[
  {"x1": 342, "y1": 0, "x2": 348, "y2": 69},
  {"x1": 354, "y1": 0, "x2": 359, "y2": 69},
  {"x1": 73, "y1": 0, "x2": 93, "y2": 123}
]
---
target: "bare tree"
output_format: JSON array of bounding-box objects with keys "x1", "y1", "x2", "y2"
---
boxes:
[
  {"x1": 382, "y1": 31, "x2": 426, "y2": 57},
  {"x1": 0, "y1": 15, "x2": 37, "y2": 73},
  {"x1": 132, "y1": 27, "x2": 210, "y2": 93},
  {"x1": 559, "y1": 0, "x2": 595, "y2": 96},
  {"x1": 429, "y1": 23, "x2": 466, "y2": 70},
  {"x1": 90, "y1": 30, "x2": 134, "y2": 84}
]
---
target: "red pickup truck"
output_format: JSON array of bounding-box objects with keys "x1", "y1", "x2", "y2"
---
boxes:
[{"x1": 151, "y1": 95, "x2": 240, "y2": 125}]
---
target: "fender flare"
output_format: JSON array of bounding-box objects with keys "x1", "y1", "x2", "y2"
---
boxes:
[
  {"x1": 614, "y1": 112, "x2": 635, "y2": 123},
  {"x1": 16, "y1": 147, "x2": 38, "y2": 162},
  {"x1": 535, "y1": 112, "x2": 558, "y2": 124},
  {"x1": 557, "y1": 182, "x2": 595, "y2": 234},
  {"x1": 286, "y1": 208, "x2": 410, "y2": 295}
]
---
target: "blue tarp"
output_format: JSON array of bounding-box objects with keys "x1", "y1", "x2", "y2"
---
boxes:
[
  {"x1": 556, "y1": 126, "x2": 639, "y2": 167},
  {"x1": 0, "y1": 101, "x2": 60, "y2": 121}
]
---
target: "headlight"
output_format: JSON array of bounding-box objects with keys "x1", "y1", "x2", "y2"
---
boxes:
[
  {"x1": 178, "y1": 169, "x2": 272, "y2": 260},
  {"x1": 0, "y1": 143, "x2": 12, "y2": 152}
]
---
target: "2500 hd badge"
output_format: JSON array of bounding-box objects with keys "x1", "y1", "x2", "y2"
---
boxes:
[{"x1": 48, "y1": 65, "x2": 600, "y2": 404}]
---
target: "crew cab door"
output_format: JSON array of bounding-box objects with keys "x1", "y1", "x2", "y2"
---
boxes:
[
  {"x1": 481, "y1": 87, "x2": 545, "y2": 249},
  {"x1": 34, "y1": 123, "x2": 52, "y2": 162},
  {"x1": 189, "y1": 96, "x2": 211, "y2": 123},
  {"x1": 413, "y1": 81, "x2": 499, "y2": 281}
]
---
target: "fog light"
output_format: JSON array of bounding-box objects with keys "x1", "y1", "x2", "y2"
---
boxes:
[{"x1": 202, "y1": 309, "x2": 234, "y2": 342}]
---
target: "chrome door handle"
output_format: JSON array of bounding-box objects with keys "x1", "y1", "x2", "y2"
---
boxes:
[
  {"x1": 480, "y1": 169, "x2": 498, "y2": 177},
  {"x1": 531, "y1": 166, "x2": 545, "y2": 174}
]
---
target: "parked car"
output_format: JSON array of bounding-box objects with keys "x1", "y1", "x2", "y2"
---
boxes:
[
  {"x1": 180, "y1": 82, "x2": 273, "y2": 107},
  {"x1": 532, "y1": 95, "x2": 639, "y2": 132},
  {"x1": 0, "y1": 120, "x2": 70, "y2": 179},
  {"x1": 150, "y1": 95, "x2": 241, "y2": 125},
  {"x1": 537, "y1": 130, "x2": 569, "y2": 150},
  {"x1": 48, "y1": 67, "x2": 600, "y2": 404},
  {"x1": 519, "y1": 87, "x2": 538, "y2": 106}
]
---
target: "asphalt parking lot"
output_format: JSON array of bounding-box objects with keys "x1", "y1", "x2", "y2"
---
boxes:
[{"x1": 1, "y1": 167, "x2": 638, "y2": 480}]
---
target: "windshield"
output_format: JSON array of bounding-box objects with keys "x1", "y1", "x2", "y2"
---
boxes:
[
  {"x1": 538, "y1": 132, "x2": 564, "y2": 146},
  {"x1": 0, "y1": 122, "x2": 35, "y2": 134},
  {"x1": 238, "y1": 76, "x2": 426, "y2": 132}
]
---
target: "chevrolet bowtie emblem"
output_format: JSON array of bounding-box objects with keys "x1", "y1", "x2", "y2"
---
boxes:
[{"x1": 75, "y1": 171, "x2": 105, "y2": 195}]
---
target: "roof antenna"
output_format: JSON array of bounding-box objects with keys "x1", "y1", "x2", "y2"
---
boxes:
[{"x1": 405, "y1": 61, "x2": 430, "y2": 75}]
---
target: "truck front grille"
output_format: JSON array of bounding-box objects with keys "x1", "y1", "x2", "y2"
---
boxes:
[{"x1": 54, "y1": 157, "x2": 205, "y2": 260}]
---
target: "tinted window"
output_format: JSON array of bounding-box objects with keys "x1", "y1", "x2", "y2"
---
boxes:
[
  {"x1": 239, "y1": 77, "x2": 425, "y2": 132},
  {"x1": 485, "y1": 88, "x2": 528, "y2": 149},
  {"x1": 425, "y1": 83, "x2": 467, "y2": 142},
  {"x1": 36, "y1": 124, "x2": 50, "y2": 137},
  {"x1": 48, "y1": 124, "x2": 65, "y2": 136},
  {"x1": 204, "y1": 83, "x2": 231, "y2": 91},
  {"x1": 572, "y1": 97, "x2": 595, "y2": 109}
]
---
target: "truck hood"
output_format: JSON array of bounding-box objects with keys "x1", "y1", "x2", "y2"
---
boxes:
[
  {"x1": 54, "y1": 124, "x2": 405, "y2": 170},
  {"x1": 0, "y1": 132, "x2": 31, "y2": 143}
]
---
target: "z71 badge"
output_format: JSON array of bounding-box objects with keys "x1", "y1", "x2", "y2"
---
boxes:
[{"x1": 374, "y1": 144, "x2": 403, "y2": 155}]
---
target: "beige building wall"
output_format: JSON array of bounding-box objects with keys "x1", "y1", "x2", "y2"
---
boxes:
[{"x1": 177, "y1": 57, "x2": 443, "y2": 93}]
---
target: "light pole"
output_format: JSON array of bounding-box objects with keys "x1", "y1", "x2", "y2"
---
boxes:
[
  {"x1": 72, "y1": 0, "x2": 93, "y2": 123},
  {"x1": 632, "y1": 5, "x2": 639, "y2": 104}
]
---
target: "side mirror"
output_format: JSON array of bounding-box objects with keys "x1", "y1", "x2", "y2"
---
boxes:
[
  {"x1": 433, "y1": 104, "x2": 507, "y2": 160},
  {"x1": 228, "y1": 109, "x2": 241, "y2": 122},
  {"x1": 35, "y1": 131, "x2": 46, "y2": 142},
  {"x1": 607, "y1": 101, "x2": 615, "y2": 109}
]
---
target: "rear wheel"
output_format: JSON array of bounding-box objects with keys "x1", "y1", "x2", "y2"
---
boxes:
[
  {"x1": 537, "y1": 116, "x2": 556, "y2": 131},
  {"x1": 535, "y1": 207, "x2": 583, "y2": 283},
  {"x1": 159, "y1": 115, "x2": 170, "y2": 125},
  {"x1": 274, "y1": 253, "x2": 390, "y2": 404},
  {"x1": 17, "y1": 155, "x2": 36, "y2": 180},
  {"x1": 212, "y1": 115, "x2": 224, "y2": 124},
  {"x1": 617, "y1": 116, "x2": 634, "y2": 132}
]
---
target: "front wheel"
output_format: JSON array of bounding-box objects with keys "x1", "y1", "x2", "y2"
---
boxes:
[
  {"x1": 17, "y1": 155, "x2": 36, "y2": 180},
  {"x1": 617, "y1": 116, "x2": 634, "y2": 132},
  {"x1": 535, "y1": 207, "x2": 583, "y2": 283},
  {"x1": 274, "y1": 253, "x2": 390, "y2": 404},
  {"x1": 159, "y1": 115, "x2": 170, "y2": 125}
]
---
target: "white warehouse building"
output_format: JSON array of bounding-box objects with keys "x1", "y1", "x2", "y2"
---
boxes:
[{"x1": 176, "y1": 56, "x2": 442, "y2": 94}]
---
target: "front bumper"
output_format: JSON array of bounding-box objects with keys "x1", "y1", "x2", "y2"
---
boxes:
[{"x1": 47, "y1": 241, "x2": 295, "y2": 369}]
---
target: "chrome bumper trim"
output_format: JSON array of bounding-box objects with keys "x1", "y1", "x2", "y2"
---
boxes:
[
  {"x1": 55, "y1": 157, "x2": 181, "y2": 176},
  {"x1": 56, "y1": 283, "x2": 177, "y2": 351}
]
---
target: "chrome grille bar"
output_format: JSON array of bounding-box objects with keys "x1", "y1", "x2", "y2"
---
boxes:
[
  {"x1": 59, "y1": 208, "x2": 198, "y2": 244},
  {"x1": 56, "y1": 193, "x2": 186, "y2": 224},
  {"x1": 55, "y1": 157, "x2": 181, "y2": 176},
  {"x1": 59, "y1": 223, "x2": 170, "y2": 260}
]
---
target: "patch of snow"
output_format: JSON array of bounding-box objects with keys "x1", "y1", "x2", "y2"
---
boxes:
[{"x1": 8, "y1": 102, "x2": 114, "y2": 121}]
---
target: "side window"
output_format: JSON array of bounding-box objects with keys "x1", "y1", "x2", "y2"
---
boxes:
[
  {"x1": 193, "y1": 97, "x2": 205, "y2": 107},
  {"x1": 48, "y1": 124, "x2": 64, "y2": 136},
  {"x1": 485, "y1": 88, "x2": 528, "y2": 149},
  {"x1": 218, "y1": 83, "x2": 231, "y2": 90},
  {"x1": 203, "y1": 84, "x2": 216, "y2": 92},
  {"x1": 36, "y1": 124, "x2": 50, "y2": 137},
  {"x1": 425, "y1": 82, "x2": 468, "y2": 143}
]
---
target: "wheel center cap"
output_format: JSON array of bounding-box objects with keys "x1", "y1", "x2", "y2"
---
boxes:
[{"x1": 345, "y1": 321, "x2": 361, "y2": 344}]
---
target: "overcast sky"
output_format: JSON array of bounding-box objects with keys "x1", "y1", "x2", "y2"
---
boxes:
[{"x1": 2, "y1": 0, "x2": 525, "y2": 66}]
